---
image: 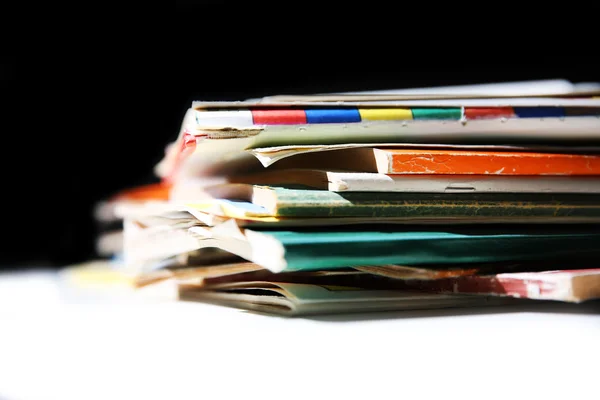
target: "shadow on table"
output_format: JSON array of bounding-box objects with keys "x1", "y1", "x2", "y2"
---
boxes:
[{"x1": 299, "y1": 299, "x2": 600, "y2": 322}]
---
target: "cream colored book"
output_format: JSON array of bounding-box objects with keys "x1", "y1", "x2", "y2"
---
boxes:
[
  {"x1": 154, "y1": 80, "x2": 600, "y2": 180},
  {"x1": 157, "y1": 116, "x2": 600, "y2": 180}
]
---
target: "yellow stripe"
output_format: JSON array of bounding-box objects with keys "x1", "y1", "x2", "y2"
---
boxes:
[{"x1": 359, "y1": 108, "x2": 413, "y2": 121}]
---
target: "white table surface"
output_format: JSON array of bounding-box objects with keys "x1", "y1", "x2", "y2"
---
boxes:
[{"x1": 1, "y1": 269, "x2": 599, "y2": 400}]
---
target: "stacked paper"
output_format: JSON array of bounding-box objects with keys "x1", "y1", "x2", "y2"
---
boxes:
[{"x1": 74, "y1": 79, "x2": 600, "y2": 315}]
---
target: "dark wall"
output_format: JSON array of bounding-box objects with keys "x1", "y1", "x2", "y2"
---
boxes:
[{"x1": 2, "y1": 4, "x2": 598, "y2": 269}]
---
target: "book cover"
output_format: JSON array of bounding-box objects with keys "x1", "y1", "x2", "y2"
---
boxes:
[
  {"x1": 372, "y1": 148, "x2": 600, "y2": 175},
  {"x1": 208, "y1": 186, "x2": 600, "y2": 220},
  {"x1": 372, "y1": 269, "x2": 600, "y2": 303},
  {"x1": 181, "y1": 223, "x2": 600, "y2": 273}
]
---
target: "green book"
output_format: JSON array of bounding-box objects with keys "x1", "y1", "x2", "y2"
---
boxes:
[{"x1": 217, "y1": 186, "x2": 600, "y2": 221}]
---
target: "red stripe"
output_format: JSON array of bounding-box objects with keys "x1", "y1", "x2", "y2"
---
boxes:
[
  {"x1": 251, "y1": 109, "x2": 307, "y2": 124},
  {"x1": 465, "y1": 107, "x2": 515, "y2": 119}
]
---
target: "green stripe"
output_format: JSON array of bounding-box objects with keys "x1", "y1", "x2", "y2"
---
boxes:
[{"x1": 411, "y1": 108, "x2": 462, "y2": 120}]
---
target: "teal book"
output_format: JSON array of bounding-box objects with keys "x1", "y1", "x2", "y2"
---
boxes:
[{"x1": 199, "y1": 224, "x2": 600, "y2": 273}]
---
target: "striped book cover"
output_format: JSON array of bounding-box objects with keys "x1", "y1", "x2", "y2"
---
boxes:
[{"x1": 194, "y1": 106, "x2": 600, "y2": 127}]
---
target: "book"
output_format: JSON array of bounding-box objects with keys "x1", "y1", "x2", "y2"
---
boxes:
[
  {"x1": 164, "y1": 138, "x2": 600, "y2": 181},
  {"x1": 59, "y1": 257, "x2": 449, "y2": 316},
  {"x1": 94, "y1": 182, "x2": 173, "y2": 257},
  {"x1": 252, "y1": 79, "x2": 600, "y2": 101},
  {"x1": 134, "y1": 261, "x2": 266, "y2": 288},
  {"x1": 190, "y1": 99, "x2": 600, "y2": 145},
  {"x1": 123, "y1": 220, "x2": 600, "y2": 273},
  {"x1": 189, "y1": 170, "x2": 600, "y2": 194},
  {"x1": 186, "y1": 186, "x2": 600, "y2": 220},
  {"x1": 368, "y1": 148, "x2": 600, "y2": 175},
  {"x1": 154, "y1": 86, "x2": 600, "y2": 180},
  {"x1": 177, "y1": 280, "x2": 518, "y2": 316},
  {"x1": 251, "y1": 147, "x2": 600, "y2": 175},
  {"x1": 360, "y1": 267, "x2": 600, "y2": 303},
  {"x1": 192, "y1": 99, "x2": 600, "y2": 123},
  {"x1": 250, "y1": 142, "x2": 600, "y2": 167},
  {"x1": 353, "y1": 260, "x2": 600, "y2": 280},
  {"x1": 184, "y1": 207, "x2": 599, "y2": 230},
  {"x1": 175, "y1": 117, "x2": 600, "y2": 172}
]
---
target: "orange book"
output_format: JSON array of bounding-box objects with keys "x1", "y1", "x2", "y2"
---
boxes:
[
  {"x1": 373, "y1": 148, "x2": 600, "y2": 175},
  {"x1": 112, "y1": 181, "x2": 172, "y2": 201}
]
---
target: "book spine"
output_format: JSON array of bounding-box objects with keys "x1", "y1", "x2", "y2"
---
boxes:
[{"x1": 194, "y1": 107, "x2": 598, "y2": 127}]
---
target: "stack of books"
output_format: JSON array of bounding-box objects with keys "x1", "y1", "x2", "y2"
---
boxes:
[{"x1": 81, "y1": 79, "x2": 600, "y2": 315}]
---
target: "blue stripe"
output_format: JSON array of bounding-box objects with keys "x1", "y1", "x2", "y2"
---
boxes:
[
  {"x1": 513, "y1": 107, "x2": 565, "y2": 118},
  {"x1": 305, "y1": 108, "x2": 361, "y2": 123}
]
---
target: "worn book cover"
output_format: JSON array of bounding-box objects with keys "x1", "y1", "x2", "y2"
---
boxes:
[
  {"x1": 188, "y1": 186, "x2": 600, "y2": 221},
  {"x1": 361, "y1": 268, "x2": 600, "y2": 303}
]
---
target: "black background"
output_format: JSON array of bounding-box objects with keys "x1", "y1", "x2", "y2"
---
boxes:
[{"x1": 2, "y1": 3, "x2": 598, "y2": 269}]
